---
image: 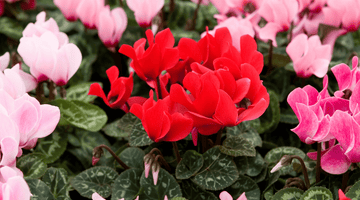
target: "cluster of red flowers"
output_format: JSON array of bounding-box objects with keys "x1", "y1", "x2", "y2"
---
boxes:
[{"x1": 89, "y1": 27, "x2": 269, "y2": 143}]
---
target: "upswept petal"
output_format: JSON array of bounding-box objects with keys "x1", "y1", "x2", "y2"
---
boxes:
[
  {"x1": 291, "y1": 103, "x2": 319, "y2": 144},
  {"x1": 321, "y1": 144, "x2": 350, "y2": 174}
]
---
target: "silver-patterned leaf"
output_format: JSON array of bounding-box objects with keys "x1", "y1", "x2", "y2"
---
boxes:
[
  {"x1": 111, "y1": 169, "x2": 142, "y2": 200},
  {"x1": 176, "y1": 150, "x2": 204, "y2": 179}
]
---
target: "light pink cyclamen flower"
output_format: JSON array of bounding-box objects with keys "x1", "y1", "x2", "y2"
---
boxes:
[
  {"x1": 297, "y1": 0, "x2": 327, "y2": 13},
  {"x1": 127, "y1": 0, "x2": 164, "y2": 28},
  {"x1": 0, "y1": 52, "x2": 9, "y2": 71},
  {"x1": 92, "y1": 192, "x2": 124, "y2": 200},
  {"x1": 97, "y1": 6, "x2": 127, "y2": 48},
  {"x1": 324, "y1": 0, "x2": 360, "y2": 32},
  {"x1": 286, "y1": 34, "x2": 331, "y2": 78},
  {"x1": 203, "y1": 16, "x2": 255, "y2": 51},
  {"x1": 0, "y1": 90, "x2": 60, "y2": 150},
  {"x1": 18, "y1": 31, "x2": 82, "y2": 86},
  {"x1": 209, "y1": 0, "x2": 232, "y2": 14},
  {"x1": 220, "y1": 191, "x2": 247, "y2": 200},
  {"x1": 54, "y1": 0, "x2": 82, "y2": 21},
  {"x1": 76, "y1": 0, "x2": 105, "y2": 29},
  {"x1": 0, "y1": 166, "x2": 32, "y2": 200},
  {"x1": 22, "y1": 11, "x2": 69, "y2": 47},
  {"x1": 0, "y1": 64, "x2": 37, "y2": 99},
  {"x1": 257, "y1": 0, "x2": 298, "y2": 47}
]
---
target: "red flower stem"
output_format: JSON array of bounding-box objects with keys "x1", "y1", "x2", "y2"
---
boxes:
[
  {"x1": 288, "y1": 21, "x2": 294, "y2": 42},
  {"x1": 172, "y1": 142, "x2": 181, "y2": 163},
  {"x1": 342, "y1": 170, "x2": 349, "y2": 192},
  {"x1": 215, "y1": 128, "x2": 223, "y2": 146},
  {"x1": 93, "y1": 144, "x2": 129, "y2": 170},
  {"x1": 47, "y1": 80, "x2": 56, "y2": 101},
  {"x1": 287, "y1": 155, "x2": 310, "y2": 189},
  {"x1": 316, "y1": 142, "x2": 321, "y2": 183},
  {"x1": 36, "y1": 82, "x2": 44, "y2": 103},
  {"x1": 156, "y1": 76, "x2": 163, "y2": 100},
  {"x1": 189, "y1": 0, "x2": 202, "y2": 30},
  {"x1": 155, "y1": 154, "x2": 171, "y2": 171}
]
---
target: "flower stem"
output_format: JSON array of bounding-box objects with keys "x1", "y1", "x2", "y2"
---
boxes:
[
  {"x1": 316, "y1": 142, "x2": 321, "y2": 183},
  {"x1": 93, "y1": 144, "x2": 129, "y2": 170},
  {"x1": 189, "y1": 0, "x2": 202, "y2": 30},
  {"x1": 342, "y1": 170, "x2": 349, "y2": 192},
  {"x1": 60, "y1": 86, "x2": 66, "y2": 99},
  {"x1": 119, "y1": 0, "x2": 123, "y2": 7},
  {"x1": 169, "y1": 0, "x2": 175, "y2": 13},
  {"x1": 172, "y1": 142, "x2": 181, "y2": 163},
  {"x1": 215, "y1": 128, "x2": 223, "y2": 146},
  {"x1": 36, "y1": 82, "x2": 44, "y2": 103},
  {"x1": 155, "y1": 154, "x2": 171, "y2": 171},
  {"x1": 287, "y1": 155, "x2": 311, "y2": 189},
  {"x1": 47, "y1": 80, "x2": 56, "y2": 101}
]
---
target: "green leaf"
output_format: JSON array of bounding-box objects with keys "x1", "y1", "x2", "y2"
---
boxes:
[
  {"x1": 42, "y1": 168, "x2": 70, "y2": 200},
  {"x1": 47, "y1": 10, "x2": 78, "y2": 33},
  {"x1": 246, "y1": 152, "x2": 265, "y2": 177},
  {"x1": 171, "y1": 198, "x2": 187, "y2": 200},
  {"x1": 234, "y1": 156, "x2": 249, "y2": 175},
  {"x1": 280, "y1": 108, "x2": 299, "y2": 124},
  {"x1": 139, "y1": 168, "x2": 182, "y2": 199},
  {"x1": 71, "y1": 166, "x2": 118, "y2": 199},
  {"x1": 66, "y1": 82, "x2": 102, "y2": 103},
  {"x1": 119, "y1": 147, "x2": 145, "y2": 169},
  {"x1": 192, "y1": 147, "x2": 239, "y2": 191},
  {"x1": 102, "y1": 113, "x2": 140, "y2": 138},
  {"x1": 0, "y1": 17, "x2": 23, "y2": 40},
  {"x1": 225, "y1": 174, "x2": 261, "y2": 200},
  {"x1": 50, "y1": 99, "x2": 107, "y2": 132},
  {"x1": 264, "y1": 53, "x2": 291, "y2": 68},
  {"x1": 129, "y1": 122, "x2": 154, "y2": 147},
  {"x1": 176, "y1": 150, "x2": 204, "y2": 179},
  {"x1": 111, "y1": 169, "x2": 142, "y2": 200},
  {"x1": 26, "y1": 178, "x2": 55, "y2": 200},
  {"x1": 272, "y1": 188, "x2": 304, "y2": 200},
  {"x1": 219, "y1": 136, "x2": 256, "y2": 157},
  {"x1": 255, "y1": 90, "x2": 280, "y2": 134},
  {"x1": 35, "y1": 131, "x2": 68, "y2": 164},
  {"x1": 181, "y1": 180, "x2": 218, "y2": 200},
  {"x1": 17, "y1": 153, "x2": 47, "y2": 179},
  {"x1": 345, "y1": 179, "x2": 360, "y2": 199},
  {"x1": 299, "y1": 186, "x2": 333, "y2": 200},
  {"x1": 264, "y1": 147, "x2": 306, "y2": 176},
  {"x1": 226, "y1": 121, "x2": 262, "y2": 147}
]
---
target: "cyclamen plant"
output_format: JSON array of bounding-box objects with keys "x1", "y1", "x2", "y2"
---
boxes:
[{"x1": 4, "y1": 0, "x2": 360, "y2": 199}]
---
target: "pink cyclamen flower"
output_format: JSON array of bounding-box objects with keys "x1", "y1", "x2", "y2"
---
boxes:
[
  {"x1": 0, "y1": 64, "x2": 37, "y2": 99},
  {"x1": 286, "y1": 34, "x2": 331, "y2": 78},
  {"x1": 92, "y1": 192, "x2": 124, "y2": 200},
  {"x1": 18, "y1": 31, "x2": 82, "y2": 86},
  {"x1": 76, "y1": 0, "x2": 105, "y2": 29},
  {"x1": 257, "y1": 0, "x2": 298, "y2": 47},
  {"x1": 54, "y1": 0, "x2": 82, "y2": 21},
  {"x1": 0, "y1": 52, "x2": 9, "y2": 71},
  {"x1": 220, "y1": 191, "x2": 247, "y2": 200},
  {"x1": 97, "y1": 6, "x2": 127, "y2": 48},
  {"x1": 0, "y1": 90, "x2": 60, "y2": 150},
  {"x1": 325, "y1": 0, "x2": 360, "y2": 32},
  {"x1": 127, "y1": 0, "x2": 164, "y2": 28},
  {"x1": 0, "y1": 166, "x2": 32, "y2": 200},
  {"x1": 320, "y1": 110, "x2": 360, "y2": 174}
]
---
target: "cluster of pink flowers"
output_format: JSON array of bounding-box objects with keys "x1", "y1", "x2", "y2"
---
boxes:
[
  {"x1": 17, "y1": 11, "x2": 82, "y2": 86},
  {"x1": 196, "y1": 0, "x2": 360, "y2": 79},
  {"x1": 288, "y1": 56, "x2": 360, "y2": 174},
  {"x1": 0, "y1": 0, "x2": 36, "y2": 16}
]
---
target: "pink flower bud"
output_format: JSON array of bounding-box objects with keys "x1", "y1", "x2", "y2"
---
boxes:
[{"x1": 92, "y1": 156, "x2": 100, "y2": 166}]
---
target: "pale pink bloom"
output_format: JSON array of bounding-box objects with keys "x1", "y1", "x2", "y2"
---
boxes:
[
  {"x1": 127, "y1": 0, "x2": 164, "y2": 28},
  {"x1": 0, "y1": 166, "x2": 31, "y2": 200},
  {"x1": 209, "y1": 0, "x2": 232, "y2": 14},
  {"x1": 287, "y1": 76, "x2": 350, "y2": 144},
  {"x1": 0, "y1": 64, "x2": 37, "y2": 99},
  {"x1": 191, "y1": 0, "x2": 210, "y2": 5},
  {"x1": 92, "y1": 192, "x2": 125, "y2": 200},
  {"x1": 292, "y1": 11, "x2": 324, "y2": 37},
  {"x1": 0, "y1": 52, "x2": 9, "y2": 71},
  {"x1": 97, "y1": 6, "x2": 127, "y2": 48},
  {"x1": 54, "y1": 0, "x2": 82, "y2": 21},
  {"x1": 257, "y1": 0, "x2": 298, "y2": 47},
  {"x1": 22, "y1": 11, "x2": 69, "y2": 47},
  {"x1": 0, "y1": 90, "x2": 60, "y2": 150},
  {"x1": 320, "y1": 110, "x2": 360, "y2": 174},
  {"x1": 76, "y1": 0, "x2": 105, "y2": 29},
  {"x1": 220, "y1": 191, "x2": 247, "y2": 200},
  {"x1": 331, "y1": 56, "x2": 360, "y2": 98},
  {"x1": 226, "y1": 0, "x2": 263, "y2": 14},
  {"x1": 18, "y1": 31, "x2": 82, "y2": 86},
  {"x1": 286, "y1": 34, "x2": 331, "y2": 78},
  {"x1": 203, "y1": 16, "x2": 255, "y2": 51},
  {"x1": 325, "y1": 0, "x2": 360, "y2": 32},
  {"x1": 297, "y1": 0, "x2": 327, "y2": 13}
]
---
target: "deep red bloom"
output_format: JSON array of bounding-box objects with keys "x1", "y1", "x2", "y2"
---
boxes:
[
  {"x1": 119, "y1": 28, "x2": 179, "y2": 88},
  {"x1": 130, "y1": 91, "x2": 193, "y2": 142},
  {"x1": 88, "y1": 66, "x2": 145, "y2": 112}
]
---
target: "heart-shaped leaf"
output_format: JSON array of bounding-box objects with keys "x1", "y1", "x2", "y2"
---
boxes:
[
  {"x1": 219, "y1": 137, "x2": 256, "y2": 157},
  {"x1": 272, "y1": 188, "x2": 304, "y2": 200},
  {"x1": 129, "y1": 122, "x2": 154, "y2": 147},
  {"x1": 119, "y1": 147, "x2": 145, "y2": 169},
  {"x1": 17, "y1": 153, "x2": 47, "y2": 179},
  {"x1": 103, "y1": 113, "x2": 140, "y2": 138},
  {"x1": 111, "y1": 169, "x2": 142, "y2": 200},
  {"x1": 176, "y1": 150, "x2": 204, "y2": 179}
]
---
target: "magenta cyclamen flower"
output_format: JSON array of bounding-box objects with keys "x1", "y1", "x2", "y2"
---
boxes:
[
  {"x1": 286, "y1": 34, "x2": 331, "y2": 78},
  {"x1": 97, "y1": 6, "x2": 127, "y2": 48},
  {"x1": 257, "y1": 0, "x2": 298, "y2": 47},
  {"x1": 127, "y1": 0, "x2": 164, "y2": 28}
]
